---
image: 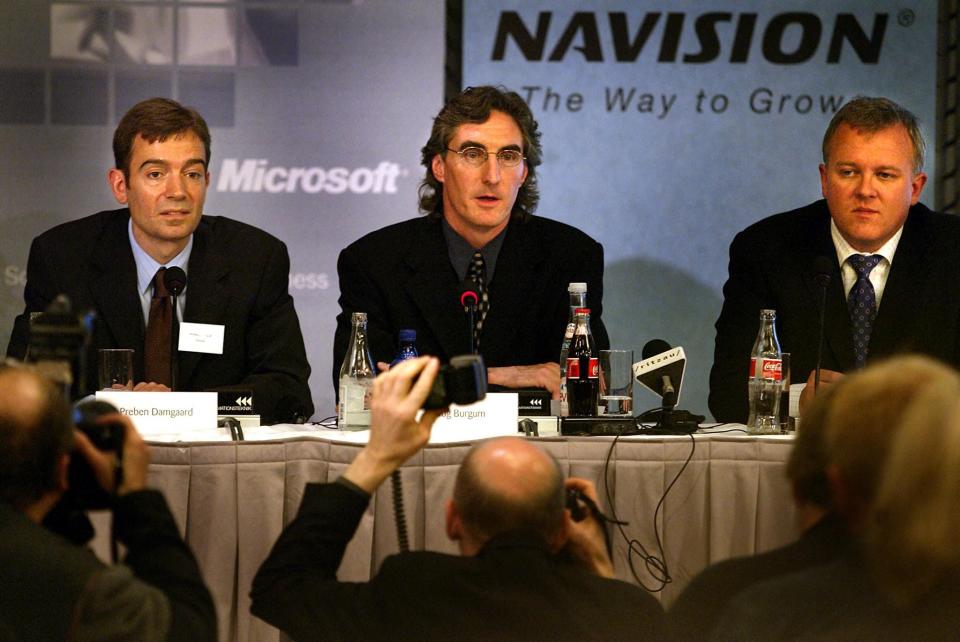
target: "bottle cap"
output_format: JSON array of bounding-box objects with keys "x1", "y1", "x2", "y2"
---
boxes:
[
  {"x1": 399, "y1": 328, "x2": 416, "y2": 342},
  {"x1": 351, "y1": 312, "x2": 367, "y2": 323},
  {"x1": 574, "y1": 307, "x2": 590, "y2": 315},
  {"x1": 568, "y1": 282, "x2": 587, "y2": 293}
]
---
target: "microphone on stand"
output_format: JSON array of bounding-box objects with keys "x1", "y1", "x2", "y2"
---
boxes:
[
  {"x1": 634, "y1": 339, "x2": 702, "y2": 433},
  {"x1": 163, "y1": 267, "x2": 187, "y2": 391},
  {"x1": 812, "y1": 256, "x2": 833, "y2": 391},
  {"x1": 460, "y1": 279, "x2": 479, "y2": 355}
]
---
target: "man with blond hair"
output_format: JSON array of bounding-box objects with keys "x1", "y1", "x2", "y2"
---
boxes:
[{"x1": 713, "y1": 356, "x2": 960, "y2": 639}]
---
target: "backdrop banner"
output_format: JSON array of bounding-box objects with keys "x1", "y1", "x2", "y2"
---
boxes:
[
  {"x1": 462, "y1": 0, "x2": 937, "y2": 417},
  {"x1": 0, "y1": 0, "x2": 444, "y2": 418}
]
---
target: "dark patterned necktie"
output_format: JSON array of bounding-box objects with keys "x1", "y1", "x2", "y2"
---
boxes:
[
  {"x1": 847, "y1": 254, "x2": 883, "y2": 369},
  {"x1": 467, "y1": 250, "x2": 489, "y2": 351},
  {"x1": 144, "y1": 267, "x2": 172, "y2": 386}
]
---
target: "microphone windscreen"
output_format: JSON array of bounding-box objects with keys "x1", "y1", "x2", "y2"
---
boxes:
[
  {"x1": 164, "y1": 266, "x2": 188, "y2": 296},
  {"x1": 642, "y1": 339, "x2": 672, "y2": 360},
  {"x1": 460, "y1": 279, "x2": 479, "y2": 307},
  {"x1": 813, "y1": 256, "x2": 833, "y2": 286}
]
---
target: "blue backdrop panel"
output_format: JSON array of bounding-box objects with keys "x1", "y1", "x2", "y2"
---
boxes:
[{"x1": 462, "y1": 0, "x2": 936, "y2": 417}]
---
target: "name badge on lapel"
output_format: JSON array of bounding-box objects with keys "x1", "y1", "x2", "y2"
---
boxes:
[{"x1": 179, "y1": 322, "x2": 225, "y2": 354}]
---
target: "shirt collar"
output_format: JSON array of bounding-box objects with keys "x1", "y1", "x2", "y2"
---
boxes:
[
  {"x1": 441, "y1": 217, "x2": 508, "y2": 284},
  {"x1": 128, "y1": 218, "x2": 193, "y2": 295},
  {"x1": 830, "y1": 218, "x2": 903, "y2": 267}
]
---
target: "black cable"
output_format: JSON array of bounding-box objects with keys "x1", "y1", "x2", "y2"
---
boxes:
[
  {"x1": 391, "y1": 470, "x2": 409, "y2": 553},
  {"x1": 602, "y1": 431, "x2": 697, "y2": 593}
]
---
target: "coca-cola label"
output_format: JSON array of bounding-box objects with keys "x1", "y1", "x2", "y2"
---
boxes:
[
  {"x1": 750, "y1": 357, "x2": 782, "y2": 381},
  {"x1": 566, "y1": 357, "x2": 599, "y2": 379}
]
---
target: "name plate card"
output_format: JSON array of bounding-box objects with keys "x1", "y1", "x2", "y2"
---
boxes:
[
  {"x1": 95, "y1": 391, "x2": 218, "y2": 436},
  {"x1": 427, "y1": 392, "x2": 519, "y2": 443}
]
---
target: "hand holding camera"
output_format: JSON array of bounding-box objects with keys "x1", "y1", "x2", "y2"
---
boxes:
[
  {"x1": 563, "y1": 478, "x2": 615, "y2": 578},
  {"x1": 71, "y1": 401, "x2": 150, "y2": 503},
  {"x1": 344, "y1": 356, "x2": 447, "y2": 494}
]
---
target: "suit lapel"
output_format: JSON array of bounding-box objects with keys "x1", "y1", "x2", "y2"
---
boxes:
[
  {"x1": 483, "y1": 220, "x2": 544, "y2": 357},
  {"x1": 870, "y1": 210, "x2": 927, "y2": 356},
  {"x1": 89, "y1": 213, "x2": 146, "y2": 379},
  {"x1": 404, "y1": 221, "x2": 467, "y2": 358},
  {"x1": 179, "y1": 218, "x2": 231, "y2": 386}
]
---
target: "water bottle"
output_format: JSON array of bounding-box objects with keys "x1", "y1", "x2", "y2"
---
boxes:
[
  {"x1": 338, "y1": 312, "x2": 376, "y2": 429},
  {"x1": 390, "y1": 328, "x2": 418, "y2": 367},
  {"x1": 558, "y1": 283, "x2": 588, "y2": 416},
  {"x1": 747, "y1": 309, "x2": 782, "y2": 434}
]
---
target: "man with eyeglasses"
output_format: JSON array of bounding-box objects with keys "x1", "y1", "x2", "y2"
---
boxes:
[{"x1": 333, "y1": 85, "x2": 608, "y2": 398}]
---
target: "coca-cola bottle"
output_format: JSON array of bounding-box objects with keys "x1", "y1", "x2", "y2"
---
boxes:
[
  {"x1": 558, "y1": 282, "x2": 588, "y2": 417},
  {"x1": 747, "y1": 309, "x2": 782, "y2": 434},
  {"x1": 566, "y1": 308, "x2": 598, "y2": 417}
]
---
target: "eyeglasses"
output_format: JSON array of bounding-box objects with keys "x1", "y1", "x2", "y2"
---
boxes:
[{"x1": 445, "y1": 146, "x2": 526, "y2": 168}]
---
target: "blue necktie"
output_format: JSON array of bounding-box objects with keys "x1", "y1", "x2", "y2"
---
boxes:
[
  {"x1": 847, "y1": 254, "x2": 883, "y2": 369},
  {"x1": 467, "y1": 251, "x2": 489, "y2": 351}
]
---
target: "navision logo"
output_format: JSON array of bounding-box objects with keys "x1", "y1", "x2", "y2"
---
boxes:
[
  {"x1": 216, "y1": 159, "x2": 405, "y2": 194},
  {"x1": 492, "y1": 11, "x2": 891, "y2": 64}
]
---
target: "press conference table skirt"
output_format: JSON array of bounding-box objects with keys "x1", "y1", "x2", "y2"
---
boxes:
[{"x1": 95, "y1": 431, "x2": 798, "y2": 642}]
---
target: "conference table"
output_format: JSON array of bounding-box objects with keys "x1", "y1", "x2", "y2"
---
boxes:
[{"x1": 93, "y1": 424, "x2": 799, "y2": 642}]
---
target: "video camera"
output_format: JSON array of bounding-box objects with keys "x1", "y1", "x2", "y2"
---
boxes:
[
  {"x1": 26, "y1": 297, "x2": 126, "y2": 509},
  {"x1": 421, "y1": 354, "x2": 488, "y2": 409},
  {"x1": 25, "y1": 295, "x2": 94, "y2": 401}
]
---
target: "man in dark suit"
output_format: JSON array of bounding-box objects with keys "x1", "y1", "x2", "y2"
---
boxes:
[
  {"x1": 6, "y1": 97, "x2": 313, "y2": 424},
  {"x1": 251, "y1": 356, "x2": 664, "y2": 641},
  {"x1": 712, "y1": 356, "x2": 960, "y2": 640},
  {"x1": 668, "y1": 384, "x2": 848, "y2": 640},
  {"x1": 710, "y1": 96, "x2": 960, "y2": 423},
  {"x1": 0, "y1": 364, "x2": 216, "y2": 641},
  {"x1": 334, "y1": 86, "x2": 607, "y2": 398}
]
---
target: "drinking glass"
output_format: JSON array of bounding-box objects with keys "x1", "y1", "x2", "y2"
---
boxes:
[{"x1": 599, "y1": 349, "x2": 634, "y2": 415}]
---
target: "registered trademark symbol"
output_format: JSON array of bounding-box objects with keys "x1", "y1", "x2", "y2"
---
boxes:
[{"x1": 897, "y1": 9, "x2": 915, "y2": 27}]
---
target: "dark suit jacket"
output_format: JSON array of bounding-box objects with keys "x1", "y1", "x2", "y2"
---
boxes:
[
  {"x1": 0, "y1": 491, "x2": 216, "y2": 641},
  {"x1": 712, "y1": 552, "x2": 960, "y2": 641},
  {"x1": 333, "y1": 215, "x2": 609, "y2": 391},
  {"x1": 710, "y1": 200, "x2": 960, "y2": 423},
  {"x1": 668, "y1": 513, "x2": 848, "y2": 641},
  {"x1": 6, "y1": 209, "x2": 313, "y2": 424},
  {"x1": 251, "y1": 481, "x2": 665, "y2": 641}
]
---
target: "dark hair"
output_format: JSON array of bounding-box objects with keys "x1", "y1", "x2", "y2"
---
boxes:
[
  {"x1": 113, "y1": 97, "x2": 211, "y2": 178},
  {"x1": 453, "y1": 441, "x2": 564, "y2": 543},
  {"x1": 822, "y1": 96, "x2": 925, "y2": 173},
  {"x1": 419, "y1": 86, "x2": 542, "y2": 220},
  {"x1": 0, "y1": 366, "x2": 74, "y2": 510}
]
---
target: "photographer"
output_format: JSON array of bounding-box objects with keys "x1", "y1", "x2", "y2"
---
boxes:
[
  {"x1": 0, "y1": 364, "x2": 216, "y2": 641},
  {"x1": 251, "y1": 357, "x2": 663, "y2": 641}
]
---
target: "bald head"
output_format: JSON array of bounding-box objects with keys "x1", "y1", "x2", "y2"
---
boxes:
[
  {"x1": 0, "y1": 366, "x2": 73, "y2": 510},
  {"x1": 451, "y1": 437, "x2": 565, "y2": 548}
]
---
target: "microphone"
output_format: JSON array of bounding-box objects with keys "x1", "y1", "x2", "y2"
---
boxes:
[
  {"x1": 812, "y1": 256, "x2": 833, "y2": 391},
  {"x1": 459, "y1": 279, "x2": 479, "y2": 355},
  {"x1": 633, "y1": 339, "x2": 702, "y2": 433},
  {"x1": 635, "y1": 339, "x2": 685, "y2": 409},
  {"x1": 163, "y1": 266, "x2": 187, "y2": 297},
  {"x1": 459, "y1": 279, "x2": 478, "y2": 311},
  {"x1": 163, "y1": 267, "x2": 187, "y2": 390}
]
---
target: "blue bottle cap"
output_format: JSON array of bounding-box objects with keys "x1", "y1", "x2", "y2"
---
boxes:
[{"x1": 399, "y1": 329, "x2": 416, "y2": 342}]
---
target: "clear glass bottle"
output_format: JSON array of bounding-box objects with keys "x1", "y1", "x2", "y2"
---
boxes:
[
  {"x1": 338, "y1": 312, "x2": 376, "y2": 429},
  {"x1": 558, "y1": 282, "x2": 588, "y2": 416},
  {"x1": 390, "y1": 328, "x2": 418, "y2": 367},
  {"x1": 747, "y1": 309, "x2": 782, "y2": 434}
]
